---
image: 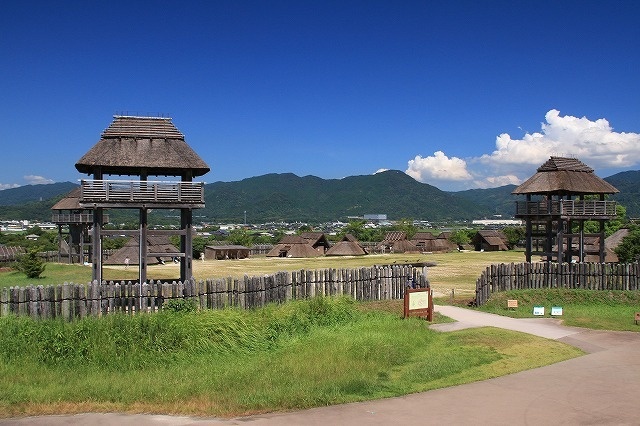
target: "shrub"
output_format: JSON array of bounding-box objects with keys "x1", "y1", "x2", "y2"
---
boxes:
[
  {"x1": 16, "y1": 249, "x2": 45, "y2": 279},
  {"x1": 163, "y1": 298, "x2": 198, "y2": 313}
]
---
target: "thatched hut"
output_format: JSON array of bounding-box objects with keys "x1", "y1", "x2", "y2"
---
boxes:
[
  {"x1": 513, "y1": 156, "x2": 618, "y2": 262},
  {"x1": 300, "y1": 232, "x2": 331, "y2": 254},
  {"x1": 326, "y1": 234, "x2": 367, "y2": 256},
  {"x1": 104, "y1": 235, "x2": 180, "y2": 265},
  {"x1": 472, "y1": 230, "x2": 509, "y2": 251},
  {"x1": 411, "y1": 232, "x2": 454, "y2": 253},
  {"x1": 205, "y1": 245, "x2": 250, "y2": 260},
  {"x1": 266, "y1": 235, "x2": 322, "y2": 258}
]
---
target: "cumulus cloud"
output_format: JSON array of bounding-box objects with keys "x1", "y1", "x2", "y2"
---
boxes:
[
  {"x1": 0, "y1": 183, "x2": 20, "y2": 191},
  {"x1": 405, "y1": 110, "x2": 640, "y2": 190},
  {"x1": 24, "y1": 175, "x2": 54, "y2": 185},
  {"x1": 406, "y1": 151, "x2": 472, "y2": 183},
  {"x1": 480, "y1": 109, "x2": 640, "y2": 169}
]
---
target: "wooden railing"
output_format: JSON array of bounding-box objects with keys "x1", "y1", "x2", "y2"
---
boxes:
[
  {"x1": 80, "y1": 180, "x2": 205, "y2": 204},
  {"x1": 514, "y1": 200, "x2": 617, "y2": 217},
  {"x1": 51, "y1": 213, "x2": 109, "y2": 224}
]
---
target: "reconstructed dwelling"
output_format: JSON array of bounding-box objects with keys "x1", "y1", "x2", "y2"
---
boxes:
[
  {"x1": 325, "y1": 234, "x2": 367, "y2": 256},
  {"x1": 204, "y1": 245, "x2": 250, "y2": 260},
  {"x1": 472, "y1": 230, "x2": 509, "y2": 252},
  {"x1": 75, "y1": 115, "x2": 210, "y2": 283},
  {"x1": 266, "y1": 235, "x2": 322, "y2": 258},
  {"x1": 300, "y1": 232, "x2": 331, "y2": 254},
  {"x1": 512, "y1": 156, "x2": 618, "y2": 263}
]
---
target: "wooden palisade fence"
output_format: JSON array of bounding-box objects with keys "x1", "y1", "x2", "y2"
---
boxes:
[
  {"x1": 475, "y1": 262, "x2": 640, "y2": 306},
  {"x1": 0, "y1": 265, "x2": 427, "y2": 321}
]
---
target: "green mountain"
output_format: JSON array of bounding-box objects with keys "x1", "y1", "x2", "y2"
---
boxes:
[
  {"x1": 451, "y1": 185, "x2": 518, "y2": 218},
  {"x1": 605, "y1": 171, "x2": 640, "y2": 219},
  {"x1": 0, "y1": 182, "x2": 78, "y2": 206},
  {"x1": 203, "y1": 170, "x2": 488, "y2": 222}
]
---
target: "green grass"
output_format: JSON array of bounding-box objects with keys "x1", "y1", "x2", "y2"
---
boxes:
[
  {"x1": 478, "y1": 289, "x2": 640, "y2": 331},
  {"x1": 0, "y1": 296, "x2": 582, "y2": 418}
]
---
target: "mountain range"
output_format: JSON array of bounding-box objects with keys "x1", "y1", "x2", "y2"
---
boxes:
[{"x1": 0, "y1": 170, "x2": 638, "y2": 223}]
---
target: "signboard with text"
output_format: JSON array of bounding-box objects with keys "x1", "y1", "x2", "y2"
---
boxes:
[{"x1": 404, "y1": 288, "x2": 433, "y2": 321}]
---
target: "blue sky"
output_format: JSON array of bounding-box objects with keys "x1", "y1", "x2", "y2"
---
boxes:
[{"x1": 1, "y1": 0, "x2": 639, "y2": 192}]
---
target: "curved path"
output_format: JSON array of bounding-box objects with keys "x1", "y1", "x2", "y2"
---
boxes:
[{"x1": 4, "y1": 306, "x2": 640, "y2": 425}]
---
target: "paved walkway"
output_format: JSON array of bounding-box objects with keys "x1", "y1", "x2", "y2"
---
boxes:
[{"x1": 4, "y1": 306, "x2": 640, "y2": 425}]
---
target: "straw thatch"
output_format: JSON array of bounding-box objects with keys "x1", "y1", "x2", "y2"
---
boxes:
[
  {"x1": 390, "y1": 239, "x2": 421, "y2": 254},
  {"x1": 411, "y1": 232, "x2": 453, "y2": 253},
  {"x1": 375, "y1": 231, "x2": 407, "y2": 252},
  {"x1": 266, "y1": 235, "x2": 322, "y2": 258},
  {"x1": 512, "y1": 156, "x2": 618, "y2": 195},
  {"x1": 204, "y1": 245, "x2": 250, "y2": 260},
  {"x1": 104, "y1": 235, "x2": 180, "y2": 265},
  {"x1": 75, "y1": 116, "x2": 210, "y2": 177},
  {"x1": 51, "y1": 187, "x2": 83, "y2": 210},
  {"x1": 300, "y1": 232, "x2": 331, "y2": 253},
  {"x1": 325, "y1": 234, "x2": 367, "y2": 256},
  {"x1": 472, "y1": 230, "x2": 509, "y2": 251}
]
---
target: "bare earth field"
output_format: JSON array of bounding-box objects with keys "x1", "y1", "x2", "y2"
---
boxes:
[{"x1": 104, "y1": 250, "x2": 527, "y2": 298}]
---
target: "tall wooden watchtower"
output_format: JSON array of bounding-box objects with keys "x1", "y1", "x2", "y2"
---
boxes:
[
  {"x1": 513, "y1": 156, "x2": 618, "y2": 263},
  {"x1": 75, "y1": 115, "x2": 210, "y2": 284}
]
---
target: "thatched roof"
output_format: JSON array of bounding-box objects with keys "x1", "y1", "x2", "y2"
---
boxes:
[
  {"x1": 411, "y1": 232, "x2": 435, "y2": 241},
  {"x1": 266, "y1": 235, "x2": 322, "y2": 258},
  {"x1": 473, "y1": 230, "x2": 509, "y2": 251},
  {"x1": 512, "y1": 157, "x2": 618, "y2": 195},
  {"x1": 326, "y1": 234, "x2": 367, "y2": 256},
  {"x1": 391, "y1": 239, "x2": 420, "y2": 253},
  {"x1": 104, "y1": 235, "x2": 180, "y2": 265},
  {"x1": 76, "y1": 116, "x2": 210, "y2": 178},
  {"x1": 300, "y1": 232, "x2": 330, "y2": 251},
  {"x1": 51, "y1": 187, "x2": 82, "y2": 210}
]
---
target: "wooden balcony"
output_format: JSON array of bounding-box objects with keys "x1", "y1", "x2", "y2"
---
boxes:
[
  {"x1": 79, "y1": 180, "x2": 205, "y2": 209},
  {"x1": 515, "y1": 200, "x2": 617, "y2": 219}
]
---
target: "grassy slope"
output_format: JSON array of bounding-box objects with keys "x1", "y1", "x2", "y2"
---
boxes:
[{"x1": 0, "y1": 298, "x2": 582, "y2": 418}]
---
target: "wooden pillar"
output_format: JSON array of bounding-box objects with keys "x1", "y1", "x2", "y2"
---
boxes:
[
  {"x1": 524, "y1": 195, "x2": 532, "y2": 262},
  {"x1": 92, "y1": 208, "x2": 103, "y2": 284},
  {"x1": 139, "y1": 208, "x2": 148, "y2": 284},
  {"x1": 181, "y1": 208, "x2": 193, "y2": 281},
  {"x1": 599, "y1": 219, "x2": 606, "y2": 263}
]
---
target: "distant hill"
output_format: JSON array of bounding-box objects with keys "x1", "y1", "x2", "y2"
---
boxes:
[
  {"x1": 605, "y1": 171, "x2": 640, "y2": 218},
  {"x1": 451, "y1": 185, "x2": 517, "y2": 218},
  {"x1": 0, "y1": 170, "x2": 638, "y2": 223},
  {"x1": 203, "y1": 170, "x2": 488, "y2": 222},
  {"x1": 0, "y1": 182, "x2": 78, "y2": 206}
]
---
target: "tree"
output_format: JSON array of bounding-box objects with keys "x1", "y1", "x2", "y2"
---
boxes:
[
  {"x1": 614, "y1": 227, "x2": 640, "y2": 263},
  {"x1": 503, "y1": 226, "x2": 525, "y2": 249},
  {"x1": 448, "y1": 229, "x2": 471, "y2": 248},
  {"x1": 17, "y1": 249, "x2": 46, "y2": 279}
]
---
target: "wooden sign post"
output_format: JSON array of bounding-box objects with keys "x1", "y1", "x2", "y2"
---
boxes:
[{"x1": 404, "y1": 287, "x2": 433, "y2": 321}]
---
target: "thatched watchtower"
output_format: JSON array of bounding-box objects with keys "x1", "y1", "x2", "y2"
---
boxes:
[
  {"x1": 75, "y1": 115, "x2": 210, "y2": 284},
  {"x1": 513, "y1": 156, "x2": 618, "y2": 263}
]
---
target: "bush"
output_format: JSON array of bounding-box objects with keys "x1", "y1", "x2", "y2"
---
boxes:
[{"x1": 16, "y1": 249, "x2": 45, "y2": 279}]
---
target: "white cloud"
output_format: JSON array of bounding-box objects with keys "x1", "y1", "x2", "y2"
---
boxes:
[
  {"x1": 374, "y1": 168, "x2": 389, "y2": 174},
  {"x1": 480, "y1": 109, "x2": 640, "y2": 169},
  {"x1": 405, "y1": 110, "x2": 640, "y2": 190},
  {"x1": 24, "y1": 175, "x2": 54, "y2": 185},
  {"x1": 406, "y1": 151, "x2": 472, "y2": 183},
  {"x1": 0, "y1": 183, "x2": 20, "y2": 191}
]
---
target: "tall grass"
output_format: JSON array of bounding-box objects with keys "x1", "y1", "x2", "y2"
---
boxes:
[{"x1": 0, "y1": 296, "x2": 581, "y2": 418}]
